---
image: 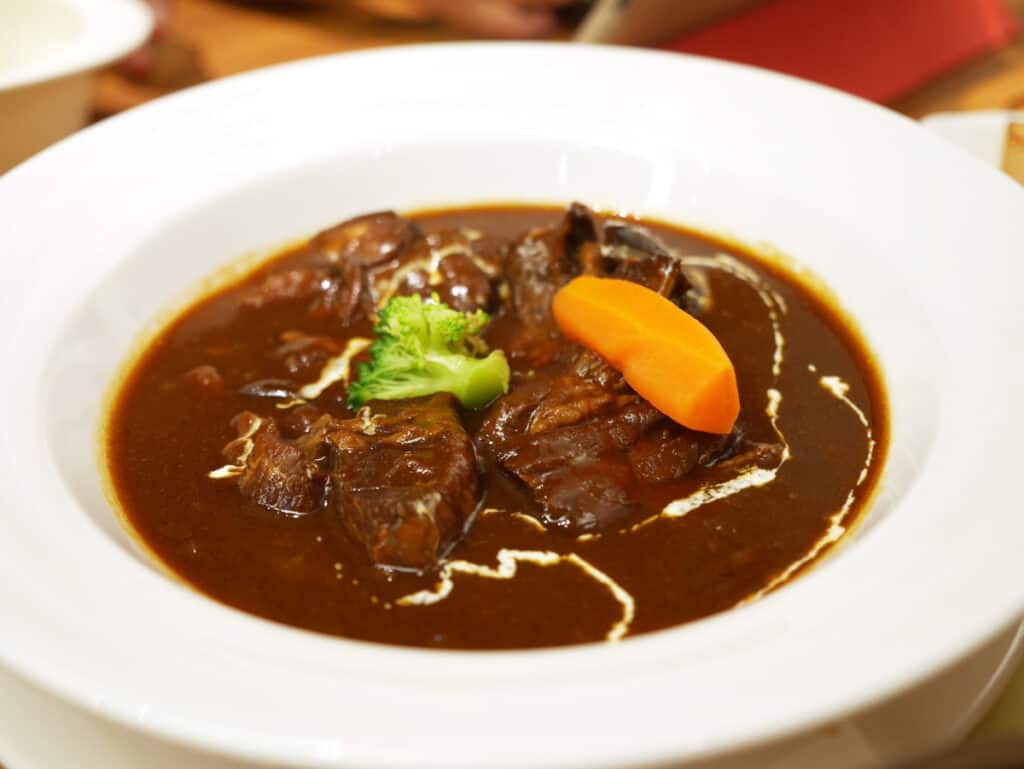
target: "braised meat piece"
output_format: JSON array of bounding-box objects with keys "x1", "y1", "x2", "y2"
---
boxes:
[
  {"x1": 626, "y1": 423, "x2": 768, "y2": 485},
  {"x1": 364, "y1": 229, "x2": 502, "y2": 314},
  {"x1": 221, "y1": 395, "x2": 481, "y2": 571},
  {"x1": 505, "y1": 202, "x2": 599, "y2": 333},
  {"x1": 480, "y1": 375, "x2": 662, "y2": 532},
  {"x1": 479, "y1": 373, "x2": 770, "y2": 533},
  {"x1": 242, "y1": 262, "x2": 363, "y2": 324},
  {"x1": 502, "y1": 204, "x2": 696, "y2": 325},
  {"x1": 225, "y1": 412, "x2": 328, "y2": 516},
  {"x1": 277, "y1": 404, "x2": 326, "y2": 439},
  {"x1": 240, "y1": 210, "x2": 503, "y2": 324},
  {"x1": 311, "y1": 211, "x2": 419, "y2": 267},
  {"x1": 601, "y1": 218, "x2": 707, "y2": 310},
  {"x1": 501, "y1": 204, "x2": 603, "y2": 368},
  {"x1": 501, "y1": 203, "x2": 703, "y2": 369},
  {"x1": 241, "y1": 212, "x2": 417, "y2": 325},
  {"x1": 324, "y1": 394, "x2": 480, "y2": 572}
]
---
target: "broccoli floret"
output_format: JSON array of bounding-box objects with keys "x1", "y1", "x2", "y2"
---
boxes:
[{"x1": 348, "y1": 294, "x2": 510, "y2": 409}]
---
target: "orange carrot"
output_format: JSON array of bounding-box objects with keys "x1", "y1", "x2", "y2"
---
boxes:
[{"x1": 552, "y1": 276, "x2": 739, "y2": 434}]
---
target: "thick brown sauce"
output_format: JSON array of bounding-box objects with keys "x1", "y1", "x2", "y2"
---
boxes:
[{"x1": 107, "y1": 205, "x2": 888, "y2": 649}]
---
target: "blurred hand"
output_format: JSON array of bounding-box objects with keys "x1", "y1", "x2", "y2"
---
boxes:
[{"x1": 398, "y1": 0, "x2": 576, "y2": 38}]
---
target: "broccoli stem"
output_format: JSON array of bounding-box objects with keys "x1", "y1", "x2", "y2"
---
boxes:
[{"x1": 424, "y1": 350, "x2": 511, "y2": 409}]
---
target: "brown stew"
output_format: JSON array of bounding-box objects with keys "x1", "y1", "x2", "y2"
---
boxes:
[{"x1": 107, "y1": 204, "x2": 887, "y2": 649}]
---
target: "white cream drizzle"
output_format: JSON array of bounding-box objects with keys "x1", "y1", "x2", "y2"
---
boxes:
[
  {"x1": 286, "y1": 337, "x2": 371, "y2": 403},
  {"x1": 740, "y1": 374, "x2": 876, "y2": 602},
  {"x1": 680, "y1": 254, "x2": 787, "y2": 377},
  {"x1": 658, "y1": 468, "x2": 778, "y2": 522},
  {"x1": 820, "y1": 375, "x2": 876, "y2": 490},
  {"x1": 480, "y1": 506, "x2": 547, "y2": 532},
  {"x1": 396, "y1": 548, "x2": 635, "y2": 641},
  {"x1": 207, "y1": 416, "x2": 263, "y2": 479}
]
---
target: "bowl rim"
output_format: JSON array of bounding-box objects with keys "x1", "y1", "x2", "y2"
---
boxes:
[
  {"x1": 2, "y1": 41, "x2": 1024, "y2": 769},
  {"x1": 0, "y1": 0, "x2": 153, "y2": 92}
]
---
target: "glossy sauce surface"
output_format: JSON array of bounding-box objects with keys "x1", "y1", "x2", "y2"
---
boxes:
[{"x1": 107, "y1": 206, "x2": 887, "y2": 649}]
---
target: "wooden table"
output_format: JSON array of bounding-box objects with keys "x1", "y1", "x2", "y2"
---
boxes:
[{"x1": 95, "y1": 0, "x2": 1024, "y2": 119}]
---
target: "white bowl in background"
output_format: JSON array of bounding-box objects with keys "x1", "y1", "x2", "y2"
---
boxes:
[
  {"x1": 922, "y1": 110, "x2": 1024, "y2": 168},
  {"x1": 1, "y1": 44, "x2": 1023, "y2": 769},
  {"x1": 0, "y1": 0, "x2": 152, "y2": 173}
]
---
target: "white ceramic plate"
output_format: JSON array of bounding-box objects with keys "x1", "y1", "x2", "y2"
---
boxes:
[{"x1": 1, "y1": 44, "x2": 1023, "y2": 769}]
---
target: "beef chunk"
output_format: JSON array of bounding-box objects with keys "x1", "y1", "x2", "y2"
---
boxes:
[
  {"x1": 603, "y1": 219, "x2": 690, "y2": 302},
  {"x1": 364, "y1": 229, "x2": 502, "y2": 314},
  {"x1": 219, "y1": 395, "x2": 480, "y2": 571},
  {"x1": 480, "y1": 370, "x2": 772, "y2": 533},
  {"x1": 501, "y1": 204, "x2": 705, "y2": 369},
  {"x1": 603, "y1": 219, "x2": 707, "y2": 312},
  {"x1": 241, "y1": 212, "x2": 418, "y2": 325},
  {"x1": 478, "y1": 374, "x2": 658, "y2": 532},
  {"x1": 226, "y1": 412, "x2": 327, "y2": 516},
  {"x1": 627, "y1": 425, "x2": 718, "y2": 484},
  {"x1": 501, "y1": 204, "x2": 605, "y2": 368},
  {"x1": 603, "y1": 219, "x2": 672, "y2": 259},
  {"x1": 312, "y1": 211, "x2": 419, "y2": 267},
  {"x1": 504, "y1": 203, "x2": 600, "y2": 333},
  {"x1": 243, "y1": 211, "x2": 502, "y2": 328},
  {"x1": 324, "y1": 394, "x2": 480, "y2": 572},
  {"x1": 571, "y1": 349, "x2": 627, "y2": 392},
  {"x1": 503, "y1": 207, "x2": 689, "y2": 321},
  {"x1": 277, "y1": 404, "x2": 326, "y2": 440},
  {"x1": 243, "y1": 262, "x2": 363, "y2": 324}
]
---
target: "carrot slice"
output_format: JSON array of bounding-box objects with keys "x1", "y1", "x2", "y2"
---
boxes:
[{"x1": 552, "y1": 276, "x2": 739, "y2": 434}]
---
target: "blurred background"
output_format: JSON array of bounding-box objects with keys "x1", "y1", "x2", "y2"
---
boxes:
[
  {"x1": 100, "y1": 0, "x2": 1024, "y2": 119},
  {"x1": 3, "y1": 0, "x2": 1024, "y2": 174}
]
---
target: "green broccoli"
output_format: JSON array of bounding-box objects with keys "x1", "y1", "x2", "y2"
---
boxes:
[{"x1": 347, "y1": 294, "x2": 510, "y2": 409}]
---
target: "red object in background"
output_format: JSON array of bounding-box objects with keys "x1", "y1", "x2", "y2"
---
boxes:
[{"x1": 662, "y1": 0, "x2": 1018, "y2": 103}]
